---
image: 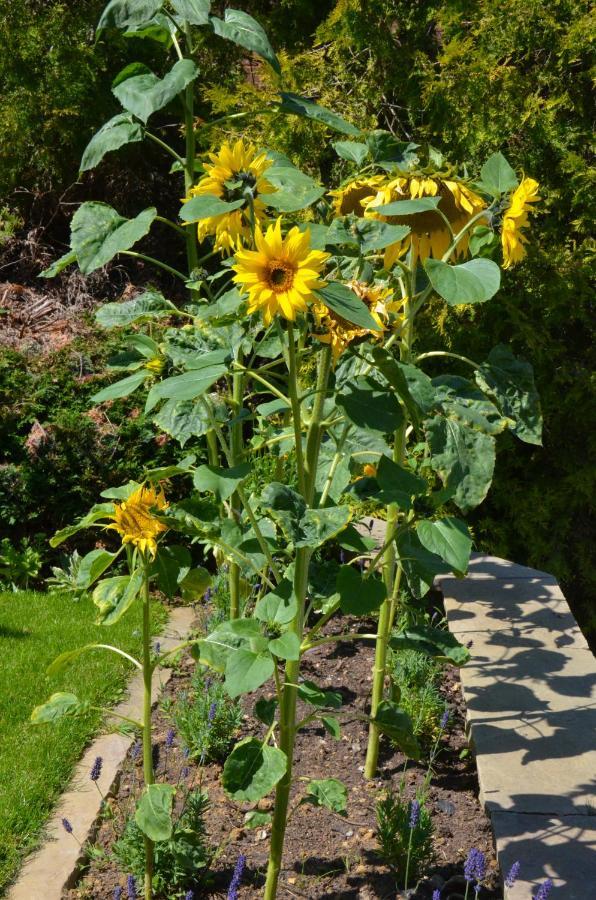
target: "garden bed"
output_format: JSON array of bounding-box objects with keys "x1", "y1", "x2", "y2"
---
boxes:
[{"x1": 65, "y1": 612, "x2": 501, "y2": 899}]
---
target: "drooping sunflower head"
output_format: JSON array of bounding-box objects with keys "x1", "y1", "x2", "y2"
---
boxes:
[
  {"x1": 313, "y1": 280, "x2": 392, "y2": 363},
  {"x1": 328, "y1": 175, "x2": 386, "y2": 218},
  {"x1": 107, "y1": 483, "x2": 168, "y2": 558},
  {"x1": 184, "y1": 138, "x2": 275, "y2": 255},
  {"x1": 366, "y1": 173, "x2": 487, "y2": 268},
  {"x1": 232, "y1": 218, "x2": 330, "y2": 325},
  {"x1": 501, "y1": 176, "x2": 540, "y2": 269}
]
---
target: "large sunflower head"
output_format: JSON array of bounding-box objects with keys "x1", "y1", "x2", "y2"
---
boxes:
[
  {"x1": 328, "y1": 175, "x2": 386, "y2": 218},
  {"x1": 107, "y1": 483, "x2": 168, "y2": 558},
  {"x1": 366, "y1": 173, "x2": 486, "y2": 268},
  {"x1": 501, "y1": 177, "x2": 540, "y2": 269},
  {"x1": 232, "y1": 218, "x2": 330, "y2": 325},
  {"x1": 313, "y1": 280, "x2": 392, "y2": 363},
  {"x1": 184, "y1": 138, "x2": 275, "y2": 255}
]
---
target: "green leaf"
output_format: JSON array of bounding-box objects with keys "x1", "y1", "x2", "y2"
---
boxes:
[
  {"x1": 295, "y1": 506, "x2": 351, "y2": 550},
  {"x1": 376, "y1": 455, "x2": 427, "y2": 510},
  {"x1": 193, "y1": 462, "x2": 251, "y2": 501},
  {"x1": 135, "y1": 783, "x2": 175, "y2": 841},
  {"x1": 70, "y1": 202, "x2": 156, "y2": 274},
  {"x1": 333, "y1": 140, "x2": 369, "y2": 166},
  {"x1": 96, "y1": 290, "x2": 175, "y2": 327},
  {"x1": 211, "y1": 9, "x2": 280, "y2": 74},
  {"x1": 303, "y1": 778, "x2": 347, "y2": 814},
  {"x1": 255, "y1": 578, "x2": 297, "y2": 626},
  {"x1": 254, "y1": 697, "x2": 277, "y2": 726},
  {"x1": 416, "y1": 518, "x2": 472, "y2": 576},
  {"x1": 432, "y1": 375, "x2": 509, "y2": 435},
  {"x1": 337, "y1": 524, "x2": 376, "y2": 553},
  {"x1": 194, "y1": 619, "x2": 259, "y2": 672},
  {"x1": 76, "y1": 548, "x2": 119, "y2": 589},
  {"x1": 424, "y1": 258, "x2": 501, "y2": 306},
  {"x1": 180, "y1": 194, "x2": 244, "y2": 222},
  {"x1": 93, "y1": 571, "x2": 144, "y2": 625},
  {"x1": 39, "y1": 250, "x2": 77, "y2": 279},
  {"x1": 225, "y1": 648, "x2": 274, "y2": 698},
  {"x1": 268, "y1": 631, "x2": 300, "y2": 660},
  {"x1": 297, "y1": 680, "x2": 342, "y2": 709},
  {"x1": 396, "y1": 529, "x2": 450, "y2": 598},
  {"x1": 478, "y1": 152, "x2": 518, "y2": 197},
  {"x1": 153, "y1": 399, "x2": 209, "y2": 447},
  {"x1": 320, "y1": 715, "x2": 341, "y2": 740},
  {"x1": 31, "y1": 692, "x2": 87, "y2": 725},
  {"x1": 179, "y1": 566, "x2": 211, "y2": 602},
  {"x1": 372, "y1": 700, "x2": 420, "y2": 760},
  {"x1": 91, "y1": 369, "x2": 149, "y2": 403},
  {"x1": 337, "y1": 375, "x2": 404, "y2": 433},
  {"x1": 390, "y1": 625, "x2": 471, "y2": 666},
  {"x1": 314, "y1": 282, "x2": 382, "y2": 331},
  {"x1": 354, "y1": 219, "x2": 411, "y2": 253},
  {"x1": 261, "y1": 166, "x2": 325, "y2": 212},
  {"x1": 370, "y1": 196, "x2": 441, "y2": 216},
  {"x1": 49, "y1": 503, "x2": 115, "y2": 547},
  {"x1": 366, "y1": 132, "x2": 419, "y2": 167},
  {"x1": 475, "y1": 344, "x2": 542, "y2": 445},
  {"x1": 469, "y1": 225, "x2": 498, "y2": 257},
  {"x1": 278, "y1": 92, "x2": 360, "y2": 136},
  {"x1": 145, "y1": 352, "x2": 229, "y2": 412},
  {"x1": 80, "y1": 113, "x2": 143, "y2": 172},
  {"x1": 223, "y1": 737, "x2": 287, "y2": 803},
  {"x1": 370, "y1": 348, "x2": 430, "y2": 426},
  {"x1": 424, "y1": 416, "x2": 496, "y2": 513},
  {"x1": 337, "y1": 565, "x2": 386, "y2": 615},
  {"x1": 113, "y1": 58, "x2": 198, "y2": 123},
  {"x1": 170, "y1": 0, "x2": 210, "y2": 25},
  {"x1": 150, "y1": 545, "x2": 191, "y2": 597},
  {"x1": 98, "y1": 0, "x2": 163, "y2": 32},
  {"x1": 122, "y1": 13, "x2": 176, "y2": 43}
]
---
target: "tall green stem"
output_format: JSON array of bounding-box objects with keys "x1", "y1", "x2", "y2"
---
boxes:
[
  {"x1": 141, "y1": 556, "x2": 155, "y2": 900},
  {"x1": 182, "y1": 28, "x2": 199, "y2": 280},
  {"x1": 364, "y1": 291, "x2": 415, "y2": 779},
  {"x1": 228, "y1": 355, "x2": 244, "y2": 619},
  {"x1": 263, "y1": 330, "x2": 332, "y2": 900}
]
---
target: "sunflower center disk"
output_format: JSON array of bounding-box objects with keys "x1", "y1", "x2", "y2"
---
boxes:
[{"x1": 267, "y1": 261, "x2": 295, "y2": 293}]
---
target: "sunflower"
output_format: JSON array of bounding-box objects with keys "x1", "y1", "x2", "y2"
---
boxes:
[
  {"x1": 501, "y1": 177, "x2": 540, "y2": 269},
  {"x1": 232, "y1": 218, "x2": 330, "y2": 324},
  {"x1": 107, "y1": 483, "x2": 168, "y2": 558},
  {"x1": 183, "y1": 139, "x2": 275, "y2": 255},
  {"x1": 366, "y1": 174, "x2": 486, "y2": 268},
  {"x1": 328, "y1": 175, "x2": 386, "y2": 217},
  {"x1": 313, "y1": 280, "x2": 393, "y2": 363}
]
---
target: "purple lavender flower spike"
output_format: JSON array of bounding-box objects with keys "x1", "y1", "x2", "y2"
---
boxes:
[
  {"x1": 154, "y1": 641, "x2": 161, "y2": 656},
  {"x1": 165, "y1": 727, "x2": 175, "y2": 749},
  {"x1": 440, "y1": 708, "x2": 450, "y2": 730},
  {"x1": 183, "y1": 745, "x2": 190, "y2": 759},
  {"x1": 227, "y1": 853, "x2": 246, "y2": 900},
  {"x1": 113, "y1": 888, "x2": 123, "y2": 900},
  {"x1": 464, "y1": 848, "x2": 486, "y2": 883},
  {"x1": 131, "y1": 740, "x2": 141, "y2": 760},
  {"x1": 61, "y1": 817, "x2": 73, "y2": 834},
  {"x1": 208, "y1": 701, "x2": 217, "y2": 724},
  {"x1": 432, "y1": 891, "x2": 441, "y2": 900},
  {"x1": 534, "y1": 879, "x2": 554, "y2": 900},
  {"x1": 340, "y1": 549, "x2": 346, "y2": 564},
  {"x1": 184, "y1": 892, "x2": 194, "y2": 900},
  {"x1": 181, "y1": 766, "x2": 190, "y2": 779},
  {"x1": 90, "y1": 755, "x2": 103, "y2": 782},
  {"x1": 409, "y1": 799, "x2": 420, "y2": 829},
  {"x1": 505, "y1": 860, "x2": 520, "y2": 888},
  {"x1": 126, "y1": 874, "x2": 137, "y2": 899},
  {"x1": 152, "y1": 743, "x2": 160, "y2": 770}
]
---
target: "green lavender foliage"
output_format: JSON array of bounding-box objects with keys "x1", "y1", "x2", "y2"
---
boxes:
[
  {"x1": 168, "y1": 669, "x2": 243, "y2": 763},
  {"x1": 388, "y1": 650, "x2": 445, "y2": 752},
  {"x1": 376, "y1": 790, "x2": 434, "y2": 887}
]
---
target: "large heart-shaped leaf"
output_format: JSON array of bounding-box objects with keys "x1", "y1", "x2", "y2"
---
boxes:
[
  {"x1": 255, "y1": 577, "x2": 297, "y2": 626},
  {"x1": 315, "y1": 282, "x2": 382, "y2": 331},
  {"x1": 70, "y1": 202, "x2": 156, "y2": 274},
  {"x1": 295, "y1": 506, "x2": 351, "y2": 550},
  {"x1": 396, "y1": 529, "x2": 450, "y2": 598},
  {"x1": 376, "y1": 455, "x2": 427, "y2": 510},
  {"x1": 76, "y1": 548, "x2": 119, "y2": 589},
  {"x1": 390, "y1": 626, "x2": 471, "y2": 666},
  {"x1": 193, "y1": 462, "x2": 251, "y2": 501},
  {"x1": 97, "y1": 0, "x2": 163, "y2": 32},
  {"x1": 93, "y1": 571, "x2": 144, "y2": 625},
  {"x1": 179, "y1": 194, "x2": 244, "y2": 222},
  {"x1": 372, "y1": 700, "x2": 420, "y2": 760},
  {"x1": 80, "y1": 114, "x2": 143, "y2": 172},
  {"x1": 416, "y1": 517, "x2": 472, "y2": 576},
  {"x1": 113, "y1": 58, "x2": 198, "y2": 123},
  {"x1": 478, "y1": 152, "x2": 518, "y2": 197},
  {"x1": 333, "y1": 140, "x2": 369, "y2": 166},
  {"x1": 91, "y1": 369, "x2": 149, "y2": 404},
  {"x1": 31, "y1": 692, "x2": 87, "y2": 725},
  {"x1": 260, "y1": 166, "x2": 325, "y2": 212},
  {"x1": 96, "y1": 290, "x2": 176, "y2": 328},
  {"x1": 153, "y1": 399, "x2": 210, "y2": 447},
  {"x1": 268, "y1": 631, "x2": 300, "y2": 661},
  {"x1": 225, "y1": 648, "x2": 274, "y2": 698},
  {"x1": 223, "y1": 738, "x2": 287, "y2": 802},
  {"x1": 302, "y1": 778, "x2": 347, "y2": 814},
  {"x1": 278, "y1": 92, "x2": 360, "y2": 136},
  {"x1": 144, "y1": 349, "x2": 229, "y2": 412},
  {"x1": 337, "y1": 565, "x2": 386, "y2": 615},
  {"x1": 337, "y1": 376, "x2": 404, "y2": 433},
  {"x1": 170, "y1": 0, "x2": 211, "y2": 25},
  {"x1": 135, "y1": 783, "x2": 175, "y2": 841},
  {"x1": 211, "y1": 9, "x2": 280, "y2": 74},
  {"x1": 424, "y1": 258, "x2": 501, "y2": 306},
  {"x1": 475, "y1": 344, "x2": 542, "y2": 445},
  {"x1": 150, "y1": 545, "x2": 191, "y2": 597},
  {"x1": 424, "y1": 416, "x2": 496, "y2": 513},
  {"x1": 370, "y1": 196, "x2": 441, "y2": 216}
]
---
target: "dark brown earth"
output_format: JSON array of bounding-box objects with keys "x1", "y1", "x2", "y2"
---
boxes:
[{"x1": 64, "y1": 613, "x2": 501, "y2": 900}]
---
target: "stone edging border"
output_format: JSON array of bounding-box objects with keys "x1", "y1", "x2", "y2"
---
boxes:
[{"x1": 8, "y1": 605, "x2": 195, "y2": 900}]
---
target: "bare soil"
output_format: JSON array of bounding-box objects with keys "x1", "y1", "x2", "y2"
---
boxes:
[{"x1": 64, "y1": 612, "x2": 501, "y2": 900}]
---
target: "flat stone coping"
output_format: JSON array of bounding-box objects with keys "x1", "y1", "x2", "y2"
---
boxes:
[
  {"x1": 438, "y1": 556, "x2": 596, "y2": 898},
  {"x1": 8, "y1": 605, "x2": 195, "y2": 900}
]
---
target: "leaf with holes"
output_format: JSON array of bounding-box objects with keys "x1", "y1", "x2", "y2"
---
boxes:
[
  {"x1": 475, "y1": 344, "x2": 542, "y2": 445},
  {"x1": 425, "y1": 416, "x2": 496, "y2": 513}
]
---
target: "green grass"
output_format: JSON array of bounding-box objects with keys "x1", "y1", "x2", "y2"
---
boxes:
[{"x1": 0, "y1": 590, "x2": 164, "y2": 894}]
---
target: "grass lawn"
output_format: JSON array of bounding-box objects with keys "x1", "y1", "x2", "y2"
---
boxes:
[{"x1": 0, "y1": 589, "x2": 165, "y2": 894}]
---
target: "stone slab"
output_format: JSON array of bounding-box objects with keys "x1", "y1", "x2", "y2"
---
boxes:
[
  {"x1": 492, "y1": 811, "x2": 596, "y2": 899},
  {"x1": 8, "y1": 605, "x2": 195, "y2": 900},
  {"x1": 439, "y1": 552, "x2": 557, "y2": 582}
]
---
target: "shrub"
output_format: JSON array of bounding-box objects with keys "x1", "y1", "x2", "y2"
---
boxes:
[
  {"x1": 388, "y1": 649, "x2": 445, "y2": 753},
  {"x1": 167, "y1": 669, "x2": 243, "y2": 764},
  {"x1": 376, "y1": 789, "x2": 434, "y2": 888}
]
